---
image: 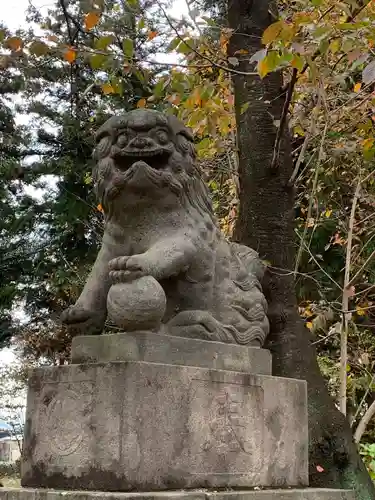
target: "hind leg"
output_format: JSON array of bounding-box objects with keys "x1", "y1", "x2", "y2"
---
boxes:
[{"x1": 166, "y1": 310, "x2": 235, "y2": 343}]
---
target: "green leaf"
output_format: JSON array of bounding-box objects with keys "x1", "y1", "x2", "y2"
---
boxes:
[
  {"x1": 264, "y1": 51, "x2": 280, "y2": 71},
  {"x1": 134, "y1": 68, "x2": 146, "y2": 85},
  {"x1": 291, "y1": 54, "x2": 304, "y2": 71},
  {"x1": 177, "y1": 39, "x2": 194, "y2": 54},
  {"x1": 153, "y1": 79, "x2": 165, "y2": 98},
  {"x1": 201, "y1": 16, "x2": 216, "y2": 27},
  {"x1": 197, "y1": 137, "x2": 211, "y2": 151},
  {"x1": 95, "y1": 35, "x2": 114, "y2": 50},
  {"x1": 137, "y1": 17, "x2": 145, "y2": 30},
  {"x1": 168, "y1": 37, "x2": 181, "y2": 52},
  {"x1": 29, "y1": 41, "x2": 49, "y2": 56},
  {"x1": 89, "y1": 53, "x2": 106, "y2": 70},
  {"x1": 240, "y1": 102, "x2": 250, "y2": 114},
  {"x1": 122, "y1": 38, "x2": 134, "y2": 59},
  {"x1": 127, "y1": 0, "x2": 139, "y2": 7},
  {"x1": 313, "y1": 26, "x2": 331, "y2": 40},
  {"x1": 84, "y1": 173, "x2": 92, "y2": 185},
  {"x1": 337, "y1": 22, "x2": 368, "y2": 30}
]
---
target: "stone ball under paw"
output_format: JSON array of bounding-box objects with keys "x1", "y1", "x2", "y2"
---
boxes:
[{"x1": 107, "y1": 276, "x2": 166, "y2": 331}]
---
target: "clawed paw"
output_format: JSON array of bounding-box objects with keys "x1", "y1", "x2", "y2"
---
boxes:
[
  {"x1": 108, "y1": 254, "x2": 151, "y2": 283},
  {"x1": 61, "y1": 305, "x2": 105, "y2": 336}
]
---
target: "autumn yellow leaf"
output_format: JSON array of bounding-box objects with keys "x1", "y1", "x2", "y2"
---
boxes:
[
  {"x1": 258, "y1": 59, "x2": 269, "y2": 78},
  {"x1": 356, "y1": 305, "x2": 367, "y2": 316},
  {"x1": 325, "y1": 209, "x2": 332, "y2": 218},
  {"x1": 262, "y1": 21, "x2": 282, "y2": 45},
  {"x1": 219, "y1": 31, "x2": 230, "y2": 53},
  {"x1": 354, "y1": 82, "x2": 362, "y2": 93},
  {"x1": 306, "y1": 321, "x2": 313, "y2": 330},
  {"x1": 330, "y1": 39, "x2": 340, "y2": 54},
  {"x1": 291, "y1": 55, "x2": 304, "y2": 72},
  {"x1": 137, "y1": 98, "x2": 147, "y2": 108},
  {"x1": 303, "y1": 308, "x2": 313, "y2": 318},
  {"x1": 85, "y1": 12, "x2": 100, "y2": 31},
  {"x1": 234, "y1": 49, "x2": 248, "y2": 55},
  {"x1": 101, "y1": 82, "x2": 114, "y2": 95},
  {"x1": 362, "y1": 138, "x2": 374, "y2": 151},
  {"x1": 97, "y1": 204, "x2": 103, "y2": 213},
  {"x1": 148, "y1": 31, "x2": 158, "y2": 41},
  {"x1": 5, "y1": 37, "x2": 23, "y2": 51},
  {"x1": 64, "y1": 48, "x2": 76, "y2": 64}
]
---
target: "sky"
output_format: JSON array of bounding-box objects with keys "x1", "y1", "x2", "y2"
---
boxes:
[
  {"x1": 2, "y1": 0, "x2": 50, "y2": 31},
  {"x1": 0, "y1": 0, "x2": 188, "y2": 367}
]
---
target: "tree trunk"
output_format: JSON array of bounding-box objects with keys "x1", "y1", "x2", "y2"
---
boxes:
[{"x1": 227, "y1": 1, "x2": 375, "y2": 498}]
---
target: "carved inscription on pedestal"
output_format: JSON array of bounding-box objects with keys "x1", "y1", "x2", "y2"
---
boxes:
[
  {"x1": 37, "y1": 381, "x2": 94, "y2": 465},
  {"x1": 187, "y1": 379, "x2": 264, "y2": 474}
]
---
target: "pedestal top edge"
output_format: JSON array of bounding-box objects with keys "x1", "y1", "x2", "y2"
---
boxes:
[
  {"x1": 0, "y1": 488, "x2": 355, "y2": 499},
  {"x1": 71, "y1": 331, "x2": 270, "y2": 352}
]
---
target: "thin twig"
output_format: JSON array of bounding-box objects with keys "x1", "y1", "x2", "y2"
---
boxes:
[
  {"x1": 348, "y1": 248, "x2": 375, "y2": 287},
  {"x1": 353, "y1": 373, "x2": 375, "y2": 423},
  {"x1": 295, "y1": 232, "x2": 342, "y2": 291},
  {"x1": 288, "y1": 101, "x2": 319, "y2": 185},
  {"x1": 312, "y1": 328, "x2": 339, "y2": 345},
  {"x1": 354, "y1": 399, "x2": 375, "y2": 443},
  {"x1": 339, "y1": 177, "x2": 361, "y2": 416},
  {"x1": 155, "y1": 0, "x2": 257, "y2": 77},
  {"x1": 294, "y1": 91, "x2": 325, "y2": 274}
]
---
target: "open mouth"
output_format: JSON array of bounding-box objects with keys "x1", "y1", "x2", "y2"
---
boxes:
[{"x1": 117, "y1": 150, "x2": 170, "y2": 170}]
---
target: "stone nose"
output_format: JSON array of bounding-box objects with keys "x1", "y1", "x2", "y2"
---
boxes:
[{"x1": 131, "y1": 136, "x2": 154, "y2": 149}]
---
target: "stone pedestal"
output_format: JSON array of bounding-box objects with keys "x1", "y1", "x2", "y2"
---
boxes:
[
  {"x1": 21, "y1": 334, "x2": 308, "y2": 490},
  {"x1": 0, "y1": 332, "x2": 354, "y2": 500}
]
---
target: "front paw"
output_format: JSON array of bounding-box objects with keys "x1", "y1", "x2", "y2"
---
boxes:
[
  {"x1": 61, "y1": 305, "x2": 105, "y2": 336},
  {"x1": 108, "y1": 254, "x2": 152, "y2": 282}
]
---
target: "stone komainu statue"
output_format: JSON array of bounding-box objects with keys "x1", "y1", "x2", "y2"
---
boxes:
[{"x1": 61, "y1": 109, "x2": 269, "y2": 346}]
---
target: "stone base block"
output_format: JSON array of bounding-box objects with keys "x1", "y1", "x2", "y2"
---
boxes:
[
  {"x1": 71, "y1": 332, "x2": 272, "y2": 375},
  {"x1": 21, "y1": 361, "x2": 308, "y2": 491},
  {"x1": 0, "y1": 488, "x2": 355, "y2": 500}
]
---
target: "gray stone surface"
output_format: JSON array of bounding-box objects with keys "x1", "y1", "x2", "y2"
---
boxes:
[
  {"x1": 107, "y1": 278, "x2": 166, "y2": 331},
  {"x1": 71, "y1": 332, "x2": 272, "y2": 375},
  {"x1": 0, "y1": 489, "x2": 355, "y2": 500},
  {"x1": 61, "y1": 109, "x2": 269, "y2": 346},
  {"x1": 21, "y1": 362, "x2": 308, "y2": 491}
]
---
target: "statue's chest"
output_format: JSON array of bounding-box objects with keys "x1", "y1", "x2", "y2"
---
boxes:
[{"x1": 106, "y1": 218, "x2": 187, "y2": 253}]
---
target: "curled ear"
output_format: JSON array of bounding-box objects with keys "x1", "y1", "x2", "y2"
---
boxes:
[{"x1": 167, "y1": 115, "x2": 194, "y2": 142}]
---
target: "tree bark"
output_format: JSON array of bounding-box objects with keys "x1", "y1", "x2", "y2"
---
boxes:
[{"x1": 227, "y1": 1, "x2": 375, "y2": 498}]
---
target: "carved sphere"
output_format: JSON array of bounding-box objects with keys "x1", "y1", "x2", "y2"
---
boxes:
[{"x1": 107, "y1": 276, "x2": 166, "y2": 331}]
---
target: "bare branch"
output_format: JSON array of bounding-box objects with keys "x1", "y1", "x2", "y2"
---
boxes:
[{"x1": 354, "y1": 398, "x2": 375, "y2": 443}]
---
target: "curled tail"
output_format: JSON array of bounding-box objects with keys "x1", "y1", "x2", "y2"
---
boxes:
[{"x1": 228, "y1": 242, "x2": 269, "y2": 346}]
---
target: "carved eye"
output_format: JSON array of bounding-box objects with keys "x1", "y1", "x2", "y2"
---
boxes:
[
  {"x1": 117, "y1": 133, "x2": 128, "y2": 148},
  {"x1": 156, "y1": 130, "x2": 169, "y2": 145}
]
